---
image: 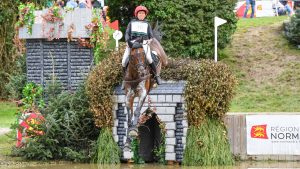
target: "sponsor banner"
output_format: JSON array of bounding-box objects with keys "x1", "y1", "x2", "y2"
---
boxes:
[{"x1": 246, "y1": 115, "x2": 300, "y2": 155}]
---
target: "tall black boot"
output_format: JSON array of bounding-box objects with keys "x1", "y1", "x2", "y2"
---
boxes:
[
  {"x1": 149, "y1": 62, "x2": 162, "y2": 85},
  {"x1": 121, "y1": 67, "x2": 126, "y2": 90}
]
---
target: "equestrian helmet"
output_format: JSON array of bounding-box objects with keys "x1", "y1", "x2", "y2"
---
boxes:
[{"x1": 134, "y1": 5, "x2": 148, "y2": 17}]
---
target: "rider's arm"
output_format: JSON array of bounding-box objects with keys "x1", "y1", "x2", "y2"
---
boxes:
[
  {"x1": 147, "y1": 23, "x2": 154, "y2": 40},
  {"x1": 125, "y1": 22, "x2": 132, "y2": 42}
]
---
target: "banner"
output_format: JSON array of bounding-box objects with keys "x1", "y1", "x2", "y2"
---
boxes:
[{"x1": 246, "y1": 115, "x2": 300, "y2": 155}]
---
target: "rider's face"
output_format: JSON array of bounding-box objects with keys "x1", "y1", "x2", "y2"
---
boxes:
[{"x1": 137, "y1": 11, "x2": 146, "y2": 20}]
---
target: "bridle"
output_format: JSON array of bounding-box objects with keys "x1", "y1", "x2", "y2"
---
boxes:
[{"x1": 124, "y1": 47, "x2": 150, "y2": 84}]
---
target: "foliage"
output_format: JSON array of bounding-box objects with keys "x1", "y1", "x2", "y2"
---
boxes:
[
  {"x1": 15, "y1": 3, "x2": 36, "y2": 34},
  {"x1": 41, "y1": 5, "x2": 64, "y2": 40},
  {"x1": 184, "y1": 59, "x2": 237, "y2": 126},
  {"x1": 86, "y1": 9, "x2": 110, "y2": 64},
  {"x1": 183, "y1": 118, "x2": 234, "y2": 166},
  {"x1": 5, "y1": 56, "x2": 27, "y2": 100},
  {"x1": 42, "y1": 5, "x2": 63, "y2": 22},
  {"x1": 153, "y1": 130, "x2": 166, "y2": 164},
  {"x1": 0, "y1": 0, "x2": 49, "y2": 99},
  {"x1": 13, "y1": 85, "x2": 100, "y2": 162},
  {"x1": 22, "y1": 82, "x2": 45, "y2": 110},
  {"x1": 284, "y1": 10, "x2": 300, "y2": 45},
  {"x1": 161, "y1": 57, "x2": 237, "y2": 125},
  {"x1": 87, "y1": 45, "x2": 236, "y2": 127},
  {"x1": 92, "y1": 127, "x2": 120, "y2": 164},
  {"x1": 0, "y1": 1, "x2": 20, "y2": 99},
  {"x1": 107, "y1": 0, "x2": 237, "y2": 58},
  {"x1": 131, "y1": 138, "x2": 145, "y2": 164},
  {"x1": 106, "y1": 0, "x2": 143, "y2": 34},
  {"x1": 86, "y1": 49, "x2": 123, "y2": 128}
]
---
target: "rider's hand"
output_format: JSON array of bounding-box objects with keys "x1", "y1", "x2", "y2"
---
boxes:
[{"x1": 127, "y1": 40, "x2": 134, "y2": 48}]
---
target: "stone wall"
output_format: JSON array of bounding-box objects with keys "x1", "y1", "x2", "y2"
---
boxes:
[
  {"x1": 26, "y1": 39, "x2": 93, "y2": 90},
  {"x1": 113, "y1": 81, "x2": 187, "y2": 162}
]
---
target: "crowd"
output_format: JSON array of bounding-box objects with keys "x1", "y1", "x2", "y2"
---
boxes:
[
  {"x1": 243, "y1": 0, "x2": 294, "y2": 18},
  {"x1": 48, "y1": 0, "x2": 104, "y2": 9}
]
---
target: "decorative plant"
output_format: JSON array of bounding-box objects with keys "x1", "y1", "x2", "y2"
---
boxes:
[
  {"x1": 15, "y1": 2, "x2": 36, "y2": 34},
  {"x1": 84, "y1": 8, "x2": 109, "y2": 64},
  {"x1": 20, "y1": 82, "x2": 45, "y2": 112},
  {"x1": 42, "y1": 5, "x2": 64, "y2": 40},
  {"x1": 153, "y1": 115, "x2": 166, "y2": 164}
]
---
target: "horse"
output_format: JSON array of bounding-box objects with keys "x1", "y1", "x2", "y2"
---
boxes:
[{"x1": 123, "y1": 38, "x2": 167, "y2": 151}]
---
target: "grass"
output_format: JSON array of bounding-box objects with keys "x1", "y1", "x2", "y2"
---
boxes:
[
  {"x1": 0, "y1": 101, "x2": 18, "y2": 128},
  {"x1": 0, "y1": 131, "x2": 15, "y2": 156},
  {"x1": 236, "y1": 16, "x2": 288, "y2": 31},
  {"x1": 222, "y1": 16, "x2": 300, "y2": 112}
]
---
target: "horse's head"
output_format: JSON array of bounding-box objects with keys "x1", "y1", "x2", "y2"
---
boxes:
[{"x1": 129, "y1": 44, "x2": 149, "y2": 78}]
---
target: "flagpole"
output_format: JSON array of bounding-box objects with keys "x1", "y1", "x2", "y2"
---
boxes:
[{"x1": 214, "y1": 21, "x2": 218, "y2": 63}]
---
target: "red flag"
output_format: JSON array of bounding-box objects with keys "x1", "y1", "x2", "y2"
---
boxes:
[{"x1": 109, "y1": 20, "x2": 119, "y2": 30}]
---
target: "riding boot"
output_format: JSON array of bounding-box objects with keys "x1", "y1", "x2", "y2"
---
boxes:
[
  {"x1": 121, "y1": 67, "x2": 126, "y2": 90},
  {"x1": 149, "y1": 62, "x2": 162, "y2": 85}
]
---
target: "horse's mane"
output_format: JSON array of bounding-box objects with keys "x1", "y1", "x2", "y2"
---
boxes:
[{"x1": 150, "y1": 38, "x2": 168, "y2": 66}]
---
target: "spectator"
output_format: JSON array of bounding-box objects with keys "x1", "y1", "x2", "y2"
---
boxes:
[
  {"x1": 99, "y1": 0, "x2": 104, "y2": 8},
  {"x1": 78, "y1": 0, "x2": 92, "y2": 8},
  {"x1": 92, "y1": 0, "x2": 101, "y2": 8},
  {"x1": 243, "y1": 0, "x2": 256, "y2": 18},
  {"x1": 66, "y1": 0, "x2": 78, "y2": 9},
  {"x1": 56, "y1": 0, "x2": 65, "y2": 8},
  {"x1": 279, "y1": 0, "x2": 293, "y2": 16}
]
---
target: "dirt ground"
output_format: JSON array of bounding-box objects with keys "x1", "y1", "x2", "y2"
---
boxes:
[{"x1": 226, "y1": 23, "x2": 300, "y2": 85}]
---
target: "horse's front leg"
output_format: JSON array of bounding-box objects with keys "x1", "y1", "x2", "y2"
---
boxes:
[
  {"x1": 129, "y1": 82, "x2": 147, "y2": 137},
  {"x1": 124, "y1": 88, "x2": 135, "y2": 151}
]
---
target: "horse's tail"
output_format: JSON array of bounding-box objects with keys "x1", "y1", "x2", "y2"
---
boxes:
[{"x1": 150, "y1": 38, "x2": 168, "y2": 66}]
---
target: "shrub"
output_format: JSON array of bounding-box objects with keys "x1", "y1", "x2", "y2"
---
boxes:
[
  {"x1": 86, "y1": 49, "x2": 122, "y2": 128},
  {"x1": 92, "y1": 127, "x2": 120, "y2": 164},
  {"x1": 5, "y1": 56, "x2": 27, "y2": 100},
  {"x1": 284, "y1": 10, "x2": 300, "y2": 45},
  {"x1": 184, "y1": 59, "x2": 237, "y2": 126},
  {"x1": 13, "y1": 85, "x2": 100, "y2": 162},
  {"x1": 183, "y1": 118, "x2": 234, "y2": 166}
]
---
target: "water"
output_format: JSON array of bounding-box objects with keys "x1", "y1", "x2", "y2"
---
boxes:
[{"x1": 2, "y1": 162, "x2": 300, "y2": 169}]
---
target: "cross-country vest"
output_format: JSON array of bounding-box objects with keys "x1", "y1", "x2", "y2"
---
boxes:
[{"x1": 130, "y1": 20, "x2": 149, "y2": 40}]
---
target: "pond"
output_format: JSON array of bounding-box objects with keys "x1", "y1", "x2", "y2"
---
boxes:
[{"x1": 1, "y1": 161, "x2": 300, "y2": 169}]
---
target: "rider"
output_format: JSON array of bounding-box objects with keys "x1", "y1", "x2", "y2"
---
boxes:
[{"x1": 121, "y1": 5, "x2": 162, "y2": 89}]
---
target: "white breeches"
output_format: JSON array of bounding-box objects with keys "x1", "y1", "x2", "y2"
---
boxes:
[{"x1": 122, "y1": 43, "x2": 153, "y2": 67}]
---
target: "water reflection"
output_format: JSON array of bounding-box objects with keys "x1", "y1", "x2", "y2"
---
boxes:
[{"x1": 2, "y1": 162, "x2": 300, "y2": 169}]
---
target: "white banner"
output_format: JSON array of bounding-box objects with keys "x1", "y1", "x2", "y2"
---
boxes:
[{"x1": 246, "y1": 115, "x2": 300, "y2": 155}]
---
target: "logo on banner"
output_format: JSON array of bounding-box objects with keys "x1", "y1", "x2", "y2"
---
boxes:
[{"x1": 251, "y1": 124, "x2": 268, "y2": 139}]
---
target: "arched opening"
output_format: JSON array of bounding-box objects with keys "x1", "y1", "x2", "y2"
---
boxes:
[{"x1": 138, "y1": 113, "x2": 164, "y2": 162}]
